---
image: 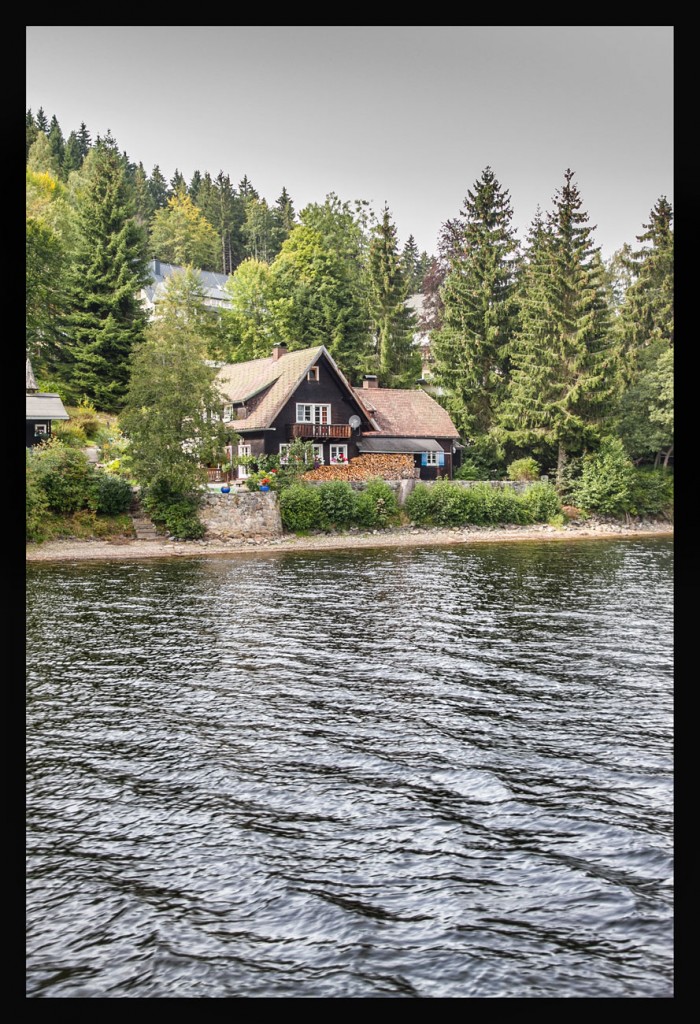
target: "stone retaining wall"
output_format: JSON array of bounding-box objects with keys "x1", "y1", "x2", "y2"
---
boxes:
[{"x1": 200, "y1": 491, "x2": 282, "y2": 540}]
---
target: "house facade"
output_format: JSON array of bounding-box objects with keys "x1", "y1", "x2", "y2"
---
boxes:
[
  {"x1": 215, "y1": 344, "x2": 461, "y2": 480},
  {"x1": 25, "y1": 357, "x2": 69, "y2": 447}
]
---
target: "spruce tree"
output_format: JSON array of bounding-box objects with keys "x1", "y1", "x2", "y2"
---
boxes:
[
  {"x1": 500, "y1": 171, "x2": 618, "y2": 480},
  {"x1": 401, "y1": 234, "x2": 421, "y2": 292},
  {"x1": 269, "y1": 187, "x2": 296, "y2": 258},
  {"x1": 367, "y1": 205, "x2": 421, "y2": 387},
  {"x1": 35, "y1": 107, "x2": 48, "y2": 133},
  {"x1": 431, "y1": 166, "x2": 520, "y2": 439},
  {"x1": 148, "y1": 165, "x2": 169, "y2": 213},
  {"x1": 77, "y1": 122, "x2": 92, "y2": 161},
  {"x1": 188, "y1": 170, "x2": 203, "y2": 203},
  {"x1": 47, "y1": 115, "x2": 65, "y2": 169},
  {"x1": 26, "y1": 109, "x2": 39, "y2": 160},
  {"x1": 62, "y1": 137, "x2": 151, "y2": 411},
  {"x1": 169, "y1": 168, "x2": 187, "y2": 197},
  {"x1": 62, "y1": 131, "x2": 83, "y2": 177}
]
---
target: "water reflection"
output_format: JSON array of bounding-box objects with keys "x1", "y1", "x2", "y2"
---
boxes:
[{"x1": 27, "y1": 539, "x2": 673, "y2": 998}]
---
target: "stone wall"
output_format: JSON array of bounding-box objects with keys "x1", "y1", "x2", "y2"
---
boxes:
[{"x1": 199, "y1": 490, "x2": 282, "y2": 540}]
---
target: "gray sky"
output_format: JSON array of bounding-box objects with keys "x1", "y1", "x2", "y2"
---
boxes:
[{"x1": 26, "y1": 26, "x2": 673, "y2": 261}]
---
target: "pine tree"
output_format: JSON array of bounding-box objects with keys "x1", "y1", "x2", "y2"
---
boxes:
[
  {"x1": 62, "y1": 131, "x2": 83, "y2": 177},
  {"x1": 613, "y1": 197, "x2": 673, "y2": 465},
  {"x1": 148, "y1": 165, "x2": 169, "y2": 213},
  {"x1": 431, "y1": 166, "x2": 520, "y2": 438},
  {"x1": 61, "y1": 137, "x2": 151, "y2": 411},
  {"x1": 35, "y1": 107, "x2": 48, "y2": 133},
  {"x1": 47, "y1": 115, "x2": 65, "y2": 169},
  {"x1": 170, "y1": 168, "x2": 187, "y2": 197},
  {"x1": 400, "y1": 234, "x2": 421, "y2": 292},
  {"x1": 238, "y1": 175, "x2": 259, "y2": 200},
  {"x1": 197, "y1": 172, "x2": 244, "y2": 274},
  {"x1": 188, "y1": 170, "x2": 203, "y2": 203},
  {"x1": 77, "y1": 122, "x2": 92, "y2": 161},
  {"x1": 26, "y1": 109, "x2": 39, "y2": 160},
  {"x1": 500, "y1": 171, "x2": 618, "y2": 480},
  {"x1": 269, "y1": 187, "x2": 296, "y2": 258},
  {"x1": 367, "y1": 205, "x2": 421, "y2": 387},
  {"x1": 132, "y1": 162, "x2": 154, "y2": 226}
]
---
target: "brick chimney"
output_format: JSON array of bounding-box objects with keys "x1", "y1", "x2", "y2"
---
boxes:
[
  {"x1": 272, "y1": 342, "x2": 288, "y2": 361},
  {"x1": 362, "y1": 374, "x2": 379, "y2": 389}
]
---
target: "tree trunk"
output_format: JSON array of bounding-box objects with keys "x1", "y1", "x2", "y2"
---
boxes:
[
  {"x1": 663, "y1": 445, "x2": 673, "y2": 469},
  {"x1": 556, "y1": 442, "x2": 567, "y2": 491}
]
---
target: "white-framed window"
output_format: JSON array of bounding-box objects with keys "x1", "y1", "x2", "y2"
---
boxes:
[
  {"x1": 279, "y1": 443, "x2": 324, "y2": 465},
  {"x1": 307, "y1": 365, "x2": 320, "y2": 381},
  {"x1": 237, "y1": 443, "x2": 251, "y2": 479},
  {"x1": 34, "y1": 423, "x2": 47, "y2": 435},
  {"x1": 296, "y1": 403, "x2": 330, "y2": 424},
  {"x1": 424, "y1": 450, "x2": 439, "y2": 466},
  {"x1": 223, "y1": 403, "x2": 234, "y2": 421},
  {"x1": 329, "y1": 444, "x2": 348, "y2": 465}
]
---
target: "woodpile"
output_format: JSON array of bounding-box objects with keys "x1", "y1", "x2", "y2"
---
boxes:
[{"x1": 303, "y1": 453, "x2": 418, "y2": 481}]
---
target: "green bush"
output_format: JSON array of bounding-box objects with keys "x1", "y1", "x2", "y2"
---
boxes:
[
  {"x1": 627, "y1": 468, "x2": 674, "y2": 518},
  {"x1": 454, "y1": 459, "x2": 482, "y2": 480},
  {"x1": 570, "y1": 437, "x2": 635, "y2": 517},
  {"x1": 27, "y1": 439, "x2": 97, "y2": 514},
  {"x1": 507, "y1": 457, "x2": 540, "y2": 481},
  {"x1": 405, "y1": 483, "x2": 435, "y2": 524},
  {"x1": 52, "y1": 420, "x2": 89, "y2": 447},
  {"x1": 317, "y1": 480, "x2": 355, "y2": 529},
  {"x1": 94, "y1": 472, "x2": 133, "y2": 515},
  {"x1": 353, "y1": 479, "x2": 400, "y2": 529},
  {"x1": 26, "y1": 457, "x2": 50, "y2": 543},
  {"x1": 279, "y1": 483, "x2": 323, "y2": 532},
  {"x1": 519, "y1": 482, "x2": 562, "y2": 523},
  {"x1": 162, "y1": 499, "x2": 205, "y2": 539}
]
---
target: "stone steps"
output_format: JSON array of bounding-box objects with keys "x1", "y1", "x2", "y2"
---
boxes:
[{"x1": 129, "y1": 495, "x2": 160, "y2": 541}]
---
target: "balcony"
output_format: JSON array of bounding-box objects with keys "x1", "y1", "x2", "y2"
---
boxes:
[{"x1": 290, "y1": 422, "x2": 352, "y2": 439}]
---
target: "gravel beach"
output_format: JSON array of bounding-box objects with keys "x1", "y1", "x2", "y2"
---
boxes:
[{"x1": 26, "y1": 519, "x2": 673, "y2": 563}]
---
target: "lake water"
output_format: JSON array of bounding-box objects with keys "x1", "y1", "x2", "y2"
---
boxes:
[{"x1": 26, "y1": 537, "x2": 673, "y2": 998}]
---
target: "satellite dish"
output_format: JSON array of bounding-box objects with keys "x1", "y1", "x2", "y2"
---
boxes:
[{"x1": 348, "y1": 415, "x2": 361, "y2": 429}]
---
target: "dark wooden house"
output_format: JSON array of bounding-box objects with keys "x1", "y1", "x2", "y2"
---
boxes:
[
  {"x1": 215, "y1": 344, "x2": 461, "y2": 480},
  {"x1": 25, "y1": 358, "x2": 69, "y2": 447}
]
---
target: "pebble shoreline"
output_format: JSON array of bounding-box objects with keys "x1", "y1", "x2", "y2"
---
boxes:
[{"x1": 26, "y1": 520, "x2": 673, "y2": 563}]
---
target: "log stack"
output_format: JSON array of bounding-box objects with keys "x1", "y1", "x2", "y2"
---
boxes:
[{"x1": 303, "y1": 453, "x2": 418, "y2": 481}]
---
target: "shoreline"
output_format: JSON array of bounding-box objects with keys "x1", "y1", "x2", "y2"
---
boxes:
[{"x1": 26, "y1": 520, "x2": 673, "y2": 563}]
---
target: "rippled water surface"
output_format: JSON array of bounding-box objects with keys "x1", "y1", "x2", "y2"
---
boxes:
[{"x1": 26, "y1": 538, "x2": 673, "y2": 998}]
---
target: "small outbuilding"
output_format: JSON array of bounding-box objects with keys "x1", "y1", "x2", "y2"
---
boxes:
[{"x1": 26, "y1": 357, "x2": 69, "y2": 447}]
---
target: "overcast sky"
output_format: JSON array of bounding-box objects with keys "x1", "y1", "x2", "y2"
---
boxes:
[{"x1": 26, "y1": 26, "x2": 673, "y2": 261}]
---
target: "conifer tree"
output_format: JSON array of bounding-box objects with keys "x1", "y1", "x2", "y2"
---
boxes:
[
  {"x1": 431, "y1": 166, "x2": 520, "y2": 438},
  {"x1": 26, "y1": 109, "x2": 39, "y2": 160},
  {"x1": 188, "y1": 170, "x2": 203, "y2": 203},
  {"x1": 47, "y1": 115, "x2": 65, "y2": 169},
  {"x1": 62, "y1": 131, "x2": 83, "y2": 177},
  {"x1": 147, "y1": 165, "x2": 169, "y2": 212},
  {"x1": 367, "y1": 205, "x2": 421, "y2": 387},
  {"x1": 35, "y1": 107, "x2": 48, "y2": 133},
  {"x1": 500, "y1": 171, "x2": 618, "y2": 480},
  {"x1": 269, "y1": 187, "x2": 296, "y2": 258},
  {"x1": 61, "y1": 137, "x2": 151, "y2": 411},
  {"x1": 170, "y1": 168, "x2": 187, "y2": 197},
  {"x1": 132, "y1": 162, "x2": 154, "y2": 226},
  {"x1": 27, "y1": 133, "x2": 61, "y2": 177},
  {"x1": 401, "y1": 234, "x2": 421, "y2": 292},
  {"x1": 77, "y1": 122, "x2": 92, "y2": 161}
]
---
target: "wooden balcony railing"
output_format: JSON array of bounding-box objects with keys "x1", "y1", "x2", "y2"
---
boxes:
[{"x1": 290, "y1": 422, "x2": 352, "y2": 439}]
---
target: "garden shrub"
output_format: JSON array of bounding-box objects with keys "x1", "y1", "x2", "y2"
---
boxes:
[
  {"x1": 454, "y1": 459, "x2": 482, "y2": 480},
  {"x1": 162, "y1": 499, "x2": 205, "y2": 539},
  {"x1": 94, "y1": 472, "x2": 133, "y2": 516},
  {"x1": 405, "y1": 483, "x2": 434, "y2": 524},
  {"x1": 52, "y1": 420, "x2": 89, "y2": 447},
  {"x1": 570, "y1": 437, "x2": 635, "y2": 517},
  {"x1": 353, "y1": 479, "x2": 400, "y2": 529},
  {"x1": 317, "y1": 480, "x2": 355, "y2": 529},
  {"x1": 507, "y1": 457, "x2": 540, "y2": 481},
  {"x1": 279, "y1": 483, "x2": 323, "y2": 532},
  {"x1": 26, "y1": 455, "x2": 50, "y2": 543},
  {"x1": 28, "y1": 438, "x2": 97, "y2": 514},
  {"x1": 519, "y1": 482, "x2": 562, "y2": 523},
  {"x1": 627, "y1": 468, "x2": 674, "y2": 518}
]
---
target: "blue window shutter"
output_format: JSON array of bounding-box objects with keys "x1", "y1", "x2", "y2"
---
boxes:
[
  {"x1": 437, "y1": 451, "x2": 445, "y2": 467},
  {"x1": 421, "y1": 453, "x2": 428, "y2": 466}
]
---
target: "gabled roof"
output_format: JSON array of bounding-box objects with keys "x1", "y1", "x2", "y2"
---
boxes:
[
  {"x1": 141, "y1": 259, "x2": 232, "y2": 310},
  {"x1": 215, "y1": 346, "x2": 377, "y2": 431},
  {"x1": 26, "y1": 393, "x2": 69, "y2": 421},
  {"x1": 353, "y1": 386, "x2": 459, "y2": 439}
]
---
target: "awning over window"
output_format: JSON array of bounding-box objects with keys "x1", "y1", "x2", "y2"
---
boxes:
[{"x1": 356, "y1": 437, "x2": 443, "y2": 454}]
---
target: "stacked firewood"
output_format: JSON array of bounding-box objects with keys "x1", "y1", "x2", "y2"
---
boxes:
[{"x1": 303, "y1": 453, "x2": 418, "y2": 481}]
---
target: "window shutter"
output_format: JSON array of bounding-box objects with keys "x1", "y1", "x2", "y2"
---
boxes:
[
  {"x1": 421, "y1": 453, "x2": 428, "y2": 467},
  {"x1": 437, "y1": 451, "x2": 445, "y2": 467}
]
